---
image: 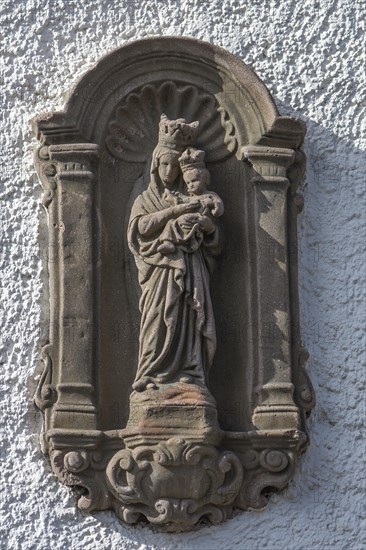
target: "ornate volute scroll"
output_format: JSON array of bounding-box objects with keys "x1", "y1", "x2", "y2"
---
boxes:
[{"x1": 32, "y1": 37, "x2": 313, "y2": 531}]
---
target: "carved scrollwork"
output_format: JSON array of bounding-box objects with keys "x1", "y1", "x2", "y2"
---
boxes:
[
  {"x1": 51, "y1": 450, "x2": 113, "y2": 513},
  {"x1": 241, "y1": 449, "x2": 289, "y2": 473},
  {"x1": 64, "y1": 451, "x2": 89, "y2": 473},
  {"x1": 34, "y1": 346, "x2": 57, "y2": 411},
  {"x1": 34, "y1": 146, "x2": 58, "y2": 207},
  {"x1": 106, "y1": 438, "x2": 243, "y2": 531},
  {"x1": 115, "y1": 499, "x2": 231, "y2": 531},
  {"x1": 296, "y1": 348, "x2": 316, "y2": 414},
  {"x1": 105, "y1": 81, "x2": 237, "y2": 163},
  {"x1": 238, "y1": 449, "x2": 296, "y2": 511},
  {"x1": 259, "y1": 449, "x2": 289, "y2": 472},
  {"x1": 293, "y1": 192, "x2": 305, "y2": 213}
]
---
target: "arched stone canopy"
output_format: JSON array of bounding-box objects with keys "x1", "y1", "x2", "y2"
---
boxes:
[{"x1": 32, "y1": 37, "x2": 305, "y2": 154}]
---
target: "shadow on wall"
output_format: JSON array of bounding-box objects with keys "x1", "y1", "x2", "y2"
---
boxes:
[
  {"x1": 281, "y1": 108, "x2": 364, "y2": 348},
  {"x1": 275, "y1": 96, "x2": 365, "y2": 425}
]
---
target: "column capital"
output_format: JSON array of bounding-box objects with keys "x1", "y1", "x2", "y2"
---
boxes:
[
  {"x1": 49, "y1": 143, "x2": 100, "y2": 183},
  {"x1": 49, "y1": 142, "x2": 100, "y2": 160},
  {"x1": 242, "y1": 145, "x2": 295, "y2": 180}
]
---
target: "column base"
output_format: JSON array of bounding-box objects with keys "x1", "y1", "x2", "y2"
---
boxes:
[
  {"x1": 252, "y1": 382, "x2": 300, "y2": 429},
  {"x1": 252, "y1": 404, "x2": 300, "y2": 430}
]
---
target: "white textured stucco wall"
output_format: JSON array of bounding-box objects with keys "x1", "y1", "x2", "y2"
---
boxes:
[{"x1": 1, "y1": 1, "x2": 365, "y2": 548}]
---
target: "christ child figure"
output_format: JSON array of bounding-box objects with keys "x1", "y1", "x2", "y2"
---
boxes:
[{"x1": 157, "y1": 148, "x2": 224, "y2": 255}]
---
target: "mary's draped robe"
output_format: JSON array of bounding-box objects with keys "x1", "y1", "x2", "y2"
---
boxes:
[{"x1": 127, "y1": 171, "x2": 220, "y2": 391}]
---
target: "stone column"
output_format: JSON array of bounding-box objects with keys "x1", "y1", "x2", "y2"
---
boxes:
[
  {"x1": 48, "y1": 143, "x2": 100, "y2": 430},
  {"x1": 243, "y1": 145, "x2": 300, "y2": 430}
]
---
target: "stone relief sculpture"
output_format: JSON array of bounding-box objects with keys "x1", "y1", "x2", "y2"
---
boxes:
[
  {"x1": 128, "y1": 116, "x2": 221, "y2": 392},
  {"x1": 32, "y1": 37, "x2": 314, "y2": 531}
]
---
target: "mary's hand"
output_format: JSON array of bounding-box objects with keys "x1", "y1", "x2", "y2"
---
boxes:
[
  {"x1": 177, "y1": 213, "x2": 202, "y2": 230},
  {"x1": 197, "y1": 214, "x2": 216, "y2": 235},
  {"x1": 177, "y1": 213, "x2": 216, "y2": 234}
]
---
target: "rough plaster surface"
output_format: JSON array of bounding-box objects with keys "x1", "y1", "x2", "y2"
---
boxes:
[{"x1": 0, "y1": 1, "x2": 365, "y2": 548}]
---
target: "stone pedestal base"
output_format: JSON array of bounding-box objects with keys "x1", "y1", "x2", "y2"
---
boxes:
[
  {"x1": 105, "y1": 381, "x2": 242, "y2": 531},
  {"x1": 123, "y1": 381, "x2": 222, "y2": 447},
  {"x1": 106, "y1": 435, "x2": 243, "y2": 532}
]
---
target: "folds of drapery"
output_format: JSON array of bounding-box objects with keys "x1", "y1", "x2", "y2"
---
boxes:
[{"x1": 127, "y1": 179, "x2": 220, "y2": 389}]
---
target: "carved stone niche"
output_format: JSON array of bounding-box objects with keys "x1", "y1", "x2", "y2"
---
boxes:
[{"x1": 32, "y1": 37, "x2": 314, "y2": 532}]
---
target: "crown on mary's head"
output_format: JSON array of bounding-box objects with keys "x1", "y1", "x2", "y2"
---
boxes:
[
  {"x1": 178, "y1": 147, "x2": 206, "y2": 173},
  {"x1": 158, "y1": 114, "x2": 199, "y2": 150}
]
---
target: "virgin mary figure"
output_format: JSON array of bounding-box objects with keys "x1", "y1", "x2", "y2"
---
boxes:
[{"x1": 127, "y1": 115, "x2": 221, "y2": 393}]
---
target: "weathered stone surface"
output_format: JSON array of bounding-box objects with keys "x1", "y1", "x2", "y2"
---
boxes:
[{"x1": 31, "y1": 36, "x2": 313, "y2": 531}]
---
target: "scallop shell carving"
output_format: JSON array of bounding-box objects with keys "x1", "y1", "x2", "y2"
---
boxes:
[{"x1": 105, "y1": 81, "x2": 237, "y2": 163}]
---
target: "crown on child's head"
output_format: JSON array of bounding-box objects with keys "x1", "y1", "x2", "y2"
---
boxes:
[
  {"x1": 158, "y1": 114, "x2": 199, "y2": 150},
  {"x1": 178, "y1": 147, "x2": 206, "y2": 173}
]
